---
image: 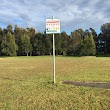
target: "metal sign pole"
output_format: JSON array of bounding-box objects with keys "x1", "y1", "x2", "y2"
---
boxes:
[
  {"x1": 52, "y1": 16, "x2": 55, "y2": 84},
  {"x1": 53, "y1": 33, "x2": 55, "y2": 84}
]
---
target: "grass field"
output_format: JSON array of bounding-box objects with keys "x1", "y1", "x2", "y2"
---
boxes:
[{"x1": 0, "y1": 56, "x2": 110, "y2": 110}]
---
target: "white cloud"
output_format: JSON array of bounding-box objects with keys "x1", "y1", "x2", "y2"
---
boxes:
[{"x1": 0, "y1": 0, "x2": 110, "y2": 34}]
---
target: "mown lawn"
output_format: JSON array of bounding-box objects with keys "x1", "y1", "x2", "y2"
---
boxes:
[{"x1": 0, "y1": 56, "x2": 110, "y2": 110}]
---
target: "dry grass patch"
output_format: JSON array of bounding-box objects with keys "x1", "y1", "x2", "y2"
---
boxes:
[{"x1": 0, "y1": 56, "x2": 110, "y2": 110}]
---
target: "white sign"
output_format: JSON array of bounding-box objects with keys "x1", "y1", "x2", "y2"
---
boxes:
[{"x1": 46, "y1": 19, "x2": 60, "y2": 34}]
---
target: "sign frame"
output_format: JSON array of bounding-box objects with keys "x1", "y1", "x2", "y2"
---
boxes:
[{"x1": 46, "y1": 18, "x2": 60, "y2": 34}]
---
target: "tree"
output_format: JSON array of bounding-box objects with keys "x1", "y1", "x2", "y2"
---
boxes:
[
  {"x1": 20, "y1": 34, "x2": 32, "y2": 56},
  {"x1": 100, "y1": 23, "x2": 110, "y2": 53},
  {"x1": 1, "y1": 32, "x2": 17, "y2": 56},
  {"x1": 14, "y1": 26, "x2": 23, "y2": 55},
  {"x1": 55, "y1": 34, "x2": 62, "y2": 55},
  {"x1": 71, "y1": 29, "x2": 83, "y2": 55},
  {"x1": 89, "y1": 28, "x2": 97, "y2": 40},
  {"x1": 27, "y1": 28, "x2": 36, "y2": 38},
  {"x1": 81, "y1": 34, "x2": 96, "y2": 56},
  {"x1": 0, "y1": 27, "x2": 3, "y2": 55},
  {"x1": 31, "y1": 33, "x2": 45, "y2": 55},
  {"x1": 84, "y1": 29, "x2": 90, "y2": 37},
  {"x1": 89, "y1": 28, "x2": 97, "y2": 48},
  {"x1": 45, "y1": 34, "x2": 52, "y2": 55},
  {"x1": 7, "y1": 24, "x2": 13, "y2": 33},
  {"x1": 3, "y1": 28, "x2": 8, "y2": 34},
  {"x1": 61, "y1": 31, "x2": 69, "y2": 55}
]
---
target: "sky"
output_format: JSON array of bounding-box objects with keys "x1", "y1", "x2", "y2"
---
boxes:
[{"x1": 0, "y1": 0, "x2": 110, "y2": 35}]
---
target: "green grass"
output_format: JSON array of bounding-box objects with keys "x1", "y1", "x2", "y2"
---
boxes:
[{"x1": 0, "y1": 56, "x2": 110, "y2": 110}]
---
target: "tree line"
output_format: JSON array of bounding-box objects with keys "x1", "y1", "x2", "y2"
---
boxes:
[{"x1": 0, "y1": 23, "x2": 110, "y2": 56}]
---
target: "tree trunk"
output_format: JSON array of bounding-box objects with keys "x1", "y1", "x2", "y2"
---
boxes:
[
  {"x1": 27, "y1": 53, "x2": 28, "y2": 56},
  {"x1": 63, "y1": 51, "x2": 66, "y2": 56}
]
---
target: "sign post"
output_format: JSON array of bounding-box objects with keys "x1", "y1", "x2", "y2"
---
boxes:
[
  {"x1": 46, "y1": 17, "x2": 60, "y2": 84},
  {"x1": 53, "y1": 33, "x2": 55, "y2": 83}
]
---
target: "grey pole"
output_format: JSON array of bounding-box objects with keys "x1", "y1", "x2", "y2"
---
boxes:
[
  {"x1": 53, "y1": 33, "x2": 55, "y2": 83},
  {"x1": 52, "y1": 16, "x2": 55, "y2": 84}
]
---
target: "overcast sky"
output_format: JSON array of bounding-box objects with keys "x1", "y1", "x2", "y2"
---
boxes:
[{"x1": 0, "y1": 0, "x2": 110, "y2": 35}]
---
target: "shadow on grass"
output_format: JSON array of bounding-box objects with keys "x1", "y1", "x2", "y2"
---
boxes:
[
  {"x1": 62, "y1": 81, "x2": 110, "y2": 89},
  {"x1": 96, "y1": 54, "x2": 110, "y2": 57}
]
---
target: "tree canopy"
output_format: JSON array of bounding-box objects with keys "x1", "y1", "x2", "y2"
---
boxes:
[{"x1": 0, "y1": 22, "x2": 110, "y2": 56}]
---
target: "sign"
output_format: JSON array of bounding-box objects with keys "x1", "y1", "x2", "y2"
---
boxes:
[
  {"x1": 46, "y1": 19, "x2": 60, "y2": 34},
  {"x1": 46, "y1": 17, "x2": 60, "y2": 84}
]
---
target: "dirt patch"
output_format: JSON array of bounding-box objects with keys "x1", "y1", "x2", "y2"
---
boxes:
[{"x1": 62, "y1": 81, "x2": 110, "y2": 89}]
